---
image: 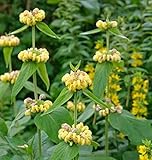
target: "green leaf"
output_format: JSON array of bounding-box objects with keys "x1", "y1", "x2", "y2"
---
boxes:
[
  {"x1": 80, "y1": 28, "x2": 101, "y2": 35},
  {"x1": 36, "y1": 22, "x2": 60, "y2": 39},
  {"x1": 11, "y1": 62, "x2": 38, "y2": 101},
  {"x1": 78, "y1": 102, "x2": 94, "y2": 122},
  {"x1": 47, "y1": 0, "x2": 61, "y2": 4},
  {"x1": 80, "y1": 154, "x2": 116, "y2": 160},
  {"x1": 50, "y1": 142, "x2": 79, "y2": 160},
  {"x1": 24, "y1": 81, "x2": 51, "y2": 98},
  {"x1": 9, "y1": 25, "x2": 29, "y2": 35},
  {"x1": 43, "y1": 88, "x2": 73, "y2": 115},
  {"x1": 0, "y1": 82, "x2": 10, "y2": 100},
  {"x1": 108, "y1": 110, "x2": 152, "y2": 145},
  {"x1": 35, "y1": 107, "x2": 72, "y2": 143},
  {"x1": 0, "y1": 117, "x2": 8, "y2": 136},
  {"x1": 109, "y1": 28, "x2": 129, "y2": 40},
  {"x1": 91, "y1": 141, "x2": 100, "y2": 149},
  {"x1": 37, "y1": 63, "x2": 50, "y2": 90},
  {"x1": 123, "y1": 151, "x2": 138, "y2": 160},
  {"x1": 93, "y1": 62, "x2": 113, "y2": 98},
  {"x1": 3, "y1": 47, "x2": 13, "y2": 68},
  {"x1": 83, "y1": 89, "x2": 108, "y2": 108}
]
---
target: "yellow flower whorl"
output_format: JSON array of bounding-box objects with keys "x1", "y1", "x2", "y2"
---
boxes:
[
  {"x1": 96, "y1": 20, "x2": 118, "y2": 30},
  {"x1": 58, "y1": 122, "x2": 92, "y2": 145},
  {"x1": 93, "y1": 48, "x2": 121, "y2": 63},
  {"x1": 19, "y1": 8, "x2": 45, "y2": 26},
  {"x1": 62, "y1": 70, "x2": 92, "y2": 92},
  {"x1": 18, "y1": 48, "x2": 49, "y2": 63},
  {"x1": 24, "y1": 97, "x2": 52, "y2": 116},
  {"x1": 0, "y1": 35, "x2": 20, "y2": 47},
  {"x1": 67, "y1": 101, "x2": 85, "y2": 112},
  {"x1": 0, "y1": 70, "x2": 20, "y2": 84}
]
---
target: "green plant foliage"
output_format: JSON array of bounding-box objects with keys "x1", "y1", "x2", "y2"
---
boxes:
[
  {"x1": 122, "y1": 151, "x2": 138, "y2": 160},
  {"x1": 24, "y1": 81, "x2": 51, "y2": 98},
  {"x1": 50, "y1": 142, "x2": 79, "y2": 160},
  {"x1": 35, "y1": 107, "x2": 72, "y2": 143},
  {"x1": 0, "y1": 117, "x2": 8, "y2": 136},
  {"x1": 9, "y1": 25, "x2": 29, "y2": 35},
  {"x1": 37, "y1": 63, "x2": 50, "y2": 90},
  {"x1": 83, "y1": 89, "x2": 108, "y2": 108},
  {"x1": 108, "y1": 110, "x2": 152, "y2": 145},
  {"x1": 11, "y1": 62, "x2": 38, "y2": 101},
  {"x1": 93, "y1": 62, "x2": 113, "y2": 98},
  {"x1": 36, "y1": 22, "x2": 60, "y2": 39},
  {"x1": 3, "y1": 47, "x2": 13, "y2": 69},
  {"x1": 78, "y1": 102, "x2": 94, "y2": 122},
  {"x1": 44, "y1": 87, "x2": 73, "y2": 115}
]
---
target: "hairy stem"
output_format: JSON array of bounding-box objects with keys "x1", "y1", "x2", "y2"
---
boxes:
[
  {"x1": 32, "y1": 26, "x2": 41, "y2": 159},
  {"x1": 106, "y1": 32, "x2": 110, "y2": 51},
  {"x1": 105, "y1": 116, "x2": 109, "y2": 156},
  {"x1": 74, "y1": 93, "x2": 78, "y2": 127},
  {"x1": 104, "y1": 31, "x2": 110, "y2": 156},
  {"x1": 32, "y1": 26, "x2": 35, "y2": 49},
  {"x1": 33, "y1": 72, "x2": 38, "y2": 100}
]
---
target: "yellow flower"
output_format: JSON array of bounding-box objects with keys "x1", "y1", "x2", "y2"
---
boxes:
[
  {"x1": 18, "y1": 48, "x2": 49, "y2": 63},
  {"x1": 93, "y1": 48, "x2": 121, "y2": 63},
  {"x1": 24, "y1": 96, "x2": 52, "y2": 116},
  {"x1": 131, "y1": 52, "x2": 143, "y2": 60},
  {"x1": 139, "y1": 154, "x2": 149, "y2": 160},
  {"x1": 0, "y1": 35, "x2": 20, "y2": 47},
  {"x1": 58, "y1": 122, "x2": 92, "y2": 145},
  {"x1": 19, "y1": 8, "x2": 45, "y2": 26},
  {"x1": 138, "y1": 145, "x2": 147, "y2": 155},
  {"x1": 62, "y1": 70, "x2": 92, "y2": 92},
  {"x1": 96, "y1": 20, "x2": 118, "y2": 30},
  {"x1": 67, "y1": 101, "x2": 85, "y2": 112},
  {"x1": 0, "y1": 70, "x2": 20, "y2": 84}
]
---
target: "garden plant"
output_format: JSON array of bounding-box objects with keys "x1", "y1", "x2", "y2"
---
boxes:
[{"x1": 0, "y1": 0, "x2": 152, "y2": 160}]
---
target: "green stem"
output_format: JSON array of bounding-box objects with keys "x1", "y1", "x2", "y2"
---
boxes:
[
  {"x1": 126, "y1": 84, "x2": 131, "y2": 108},
  {"x1": 9, "y1": 56, "x2": 12, "y2": 72},
  {"x1": 106, "y1": 31, "x2": 110, "y2": 51},
  {"x1": 32, "y1": 25, "x2": 41, "y2": 160},
  {"x1": 105, "y1": 116, "x2": 109, "y2": 156},
  {"x1": 74, "y1": 93, "x2": 78, "y2": 127},
  {"x1": 32, "y1": 26, "x2": 35, "y2": 49},
  {"x1": 33, "y1": 72, "x2": 38, "y2": 100},
  {"x1": 38, "y1": 128, "x2": 42, "y2": 160}
]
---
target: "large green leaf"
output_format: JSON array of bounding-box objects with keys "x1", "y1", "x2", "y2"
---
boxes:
[
  {"x1": 123, "y1": 151, "x2": 138, "y2": 160},
  {"x1": 37, "y1": 63, "x2": 50, "y2": 90},
  {"x1": 93, "y1": 62, "x2": 113, "y2": 98},
  {"x1": 36, "y1": 22, "x2": 60, "y2": 39},
  {"x1": 24, "y1": 81, "x2": 51, "y2": 98},
  {"x1": 108, "y1": 110, "x2": 152, "y2": 145},
  {"x1": 35, "y1": 107, "x2": 72, "y2": 143},
  {"x1": 109, "y1": 28, "x2": 129, "y2": 40},
  {"x1": 83, "y1": 89, "x2": 108, "y2": 108},
  {"x1": 43, "y1": 87, "x2": 73, "y2": 115},
  {"x1": 0, "y1": 117, "x2": 8, "y2": 136},
  {"x1": 9, "y1": 25, "x2": 29, "y2": 35},
  {"x1": 80, "y1": 28, "x2": 101, "y2": 35},
  {"x1": 11, "y1": 62, "x2": 38, "y2": 101},
  {"x1": 50, "y1": 142, "x2": 79, "y2": 160},
  {"x1": 3, "y1": 47, "x2": 13, "y2": 68},
  {"x1": 78, "y1": 102, "x2": 94, "y2": 122}
]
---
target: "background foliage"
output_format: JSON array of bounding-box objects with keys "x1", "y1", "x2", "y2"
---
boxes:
[{"x1": 0, "y1": 0, "x2": 152, "y2": 160}]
